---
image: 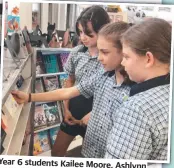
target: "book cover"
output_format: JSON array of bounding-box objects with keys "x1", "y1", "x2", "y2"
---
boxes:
[
  {"x1": 2, "y1": 93, "x2": 19, "y2": 119},
  {"x1": 49, "y1": 126, "x2": 60, "y2": 146},
  {"x1": 43, "y1": 75, "x2": 59, "y2": 91},
  {"x1": 35, "y1": 78, "x2": 44, "y2": 93},
  {"x1": 58, "y1": 74, "x2": 68, "y2": 88},
  {"x1": 34, "y1": 105, "x2": 47, "y2": 130},
  {"x1": 43, "y1": 102, "x2": 61, "y2": 126},
  {"x1": 33, "y1": 133, "x2": 43, "y2": 156},
  {"x1": 37, "y1": 131, "x2": 51, "y2": 153},
  {"x1": 60, "y1": 53, "x2": 70, "y2": 68}
]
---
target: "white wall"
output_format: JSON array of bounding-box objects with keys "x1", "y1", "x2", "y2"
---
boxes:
[{"x1": 19, "y1": 3, "x2": 32, "y2": 30}]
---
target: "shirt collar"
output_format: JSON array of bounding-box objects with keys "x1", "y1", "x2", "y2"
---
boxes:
[
  {"x1": 130, "y1": 73, "x2": 170, "y2": 96},
  {"x1": 85, "y1": 50, "x2": 98, "y2": 59},
  {"x1": 108, "y1": 70, "x2": 135, "y2": 87}
]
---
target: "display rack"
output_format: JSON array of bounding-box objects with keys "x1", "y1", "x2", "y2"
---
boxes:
[
  {"x1": 1, "y1": 31, "x2": 35, "y2": 155},
  {"x1": 32, "y1": 48, "x2": 71, "y2": 156}
]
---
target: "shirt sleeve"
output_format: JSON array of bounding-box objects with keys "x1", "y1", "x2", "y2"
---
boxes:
[
  {"x1": 105, "y1": 102, "x2": 153, "y2": 160},
  {"x1": 64, "y1": 45, "x2": 82, "y2": 75},
  {"x1": 76, "y1": 69, "x2": 103, "y2": 98}
]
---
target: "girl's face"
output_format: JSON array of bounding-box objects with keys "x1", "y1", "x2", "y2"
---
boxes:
[
  {"x1": 78, "y1": 22, "x2": 98, "y2": 48},
  {"x1": 97, "y1": 36, "x2": 123, "y2": 71},
  {"x1": 121, "y1": 43, "x2": 147, "y2": 83}
]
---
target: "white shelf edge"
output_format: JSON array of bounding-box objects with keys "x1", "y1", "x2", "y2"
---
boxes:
[
  {"x1": 35, "y1": 101, "x2": 56, "y2": 106},
  {"x1": 2, "y1": 55, "x2": 30, "y2": 105},
  {"x1": 34, "y1": 123, "x2": 60, "y2": 134},
  {"x1": 37, "y1": 150, "x2": 51, "y2": 157},
  {"x1": 2, "y1": 77, "x2": 32, "y2": 155},
  {"x1": 36, "y1": 72, "x2": 67, "y2": 78},
  {"x1": 7, "y1": 102, "x2": 32, "y2": 155},
  {"x1": 20, "y1": 134, "x2": 31, "y2": 156}
]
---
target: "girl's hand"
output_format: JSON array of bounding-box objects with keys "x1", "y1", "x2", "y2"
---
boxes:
[
  {"x1": 81, "y1": 112, "x2": 91, "y2": 126},
  {"x1": 64, "y1": 110, "x2": 77, "y2": 125},
  {"x1": 11, "y1": 90, "x2": 29, "y2": 104}
]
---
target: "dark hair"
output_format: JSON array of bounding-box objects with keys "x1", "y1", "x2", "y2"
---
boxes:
[
  {"x1": 99, "y1": 22, "x2": 132, "y2": 84},
  {"x1": 121, "y1": 18, "x2": 171, "y2": 64},
  {"x1": 76, "y1": 5, "x2": 110, "y2": 38}
]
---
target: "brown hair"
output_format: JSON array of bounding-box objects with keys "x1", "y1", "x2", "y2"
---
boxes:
[
  {"x1": 99, "y1": 22, "x2": 133, "y2": 84},
  {"x1": 99, "y1": 22, "x2": 131, "y2": 51},
  {"x1": 121, "y1": 18, "x2": 171, "y2": 64}
]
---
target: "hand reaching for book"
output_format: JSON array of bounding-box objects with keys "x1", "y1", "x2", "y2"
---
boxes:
[{"x1": 11, "y1": 90, "x2": 29, "y2": 104}]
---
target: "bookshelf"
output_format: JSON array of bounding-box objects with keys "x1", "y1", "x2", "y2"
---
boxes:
[
  {"x1": 32, "y1": 48, "x2": 71, "y2": 156},
  {"x1": 1, "y1": 31, "x2": 34, "y2": 155}
]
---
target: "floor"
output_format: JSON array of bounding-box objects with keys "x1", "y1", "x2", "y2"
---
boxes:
[{"x1": 66, "y1": 136, "x2": 83, "y2": 157}]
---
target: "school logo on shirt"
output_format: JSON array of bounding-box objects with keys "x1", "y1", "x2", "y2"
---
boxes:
[{"x1": 121, "y1": 92, "x2": 129, "y2": 101}]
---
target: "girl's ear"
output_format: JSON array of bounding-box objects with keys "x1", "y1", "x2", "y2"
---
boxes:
[{"x1": 145, "y1": 51, "x2": 155, "y2": 68}]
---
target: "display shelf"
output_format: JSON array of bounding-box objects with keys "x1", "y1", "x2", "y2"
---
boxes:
[
  {"x1": 7, "y1": 102, "x2": 32, "y2": 155},
  {"x1": 37, "y1": 150, "x2": 51, "y2": 157},
  {"x1": 2, "y1": 77, "x2": 32, "y2": 155},
  {"x1": 34, "y1": 123, "x2": 60, "y2": 133},
  {"x1": 20, "y1": 134, "x2": 31, "y2": 156},
  {"x1": 36, "y1": 72, "x2": 66, "y2": 78},
  {"x1": 33, "y1": 48, "x2": 70, "y2": 156},
  {"x1": 2, "y1": 49, "x2": 31, "y2": 105},
  {"x1": 37, "y1": 48, "x2": 71, "y2": 55},
  {"x1": 35, "y1": 101, "x2": 56, "y2": 106}
]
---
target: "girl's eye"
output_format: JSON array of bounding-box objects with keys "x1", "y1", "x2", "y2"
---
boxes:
[
  {"x1": 123, "y1": 55, "x2": 129, "y2": 59},
  {"x1": 102, "y1": 51, "x2": 109, "y2": 55}
]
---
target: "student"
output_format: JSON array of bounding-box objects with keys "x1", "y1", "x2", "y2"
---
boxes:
[
  {"x1": 105, "y1": 18, "x2": 171, "y2": 160},
  {"x1": 45, "y1": 5, "x2": 111, "y2": 157},
  {"x1": 12, "y1": 21, "x2": 132, "y2": 158}
]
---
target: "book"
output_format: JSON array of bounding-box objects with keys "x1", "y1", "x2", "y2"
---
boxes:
[
  {"x1": 49, "y1": 126, "x2": 60, "y2": 146},
  {"x1": 60, "y1": 53, "x2": 70, "y2": 68},
  {"x1": 33, "y1": 131, "x2": 51, "y2": 156},
  {"x1": 43, "y1": 102, "x2": 61, "y2": 126},
  {"x1": 58, "y1": 74, "x2": 68, "y2": 88},
  {"x1": 33, "y1": 133, "x2": 42, "y2": 155},
  {"x1": 35, "y1": 78, "x2": 44, "y2": 93},
  {"x1": 43, "y1": 75, "x2": 59, "y2": 91},
  {"x1": 34, "y1": 105, "x2": 47, "y2": 130},
  {"x1": 36, "y1": 53, "x2": 45, "y2": 74},
  {"x1": 2, "y1": 93, "x2": 19, "y2": 119}
]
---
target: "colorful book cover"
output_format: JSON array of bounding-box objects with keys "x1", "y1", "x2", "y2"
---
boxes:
[
  {"x1": 38, "y1": 131, "x2": 51, "y2": 153},
  {"x1": 33, "y1": 131, "x2": 51, "y2": 156},
  {"x1": 58, "y1": 74, "x2": 68, "y2": 88},
  {"x1": 7, "y1": 15, "x2": 20, "y2": 33},
  {"x1": 35, "y1": 78, "x2": 44, "y2": 93},
  {"x1": 34, "y1": 105, "x2": 47, "y2": 129},
  {"x1": 43, "y1": 102, "x2": 60, "y2": 126},
  {"x1": 33, "y1": 133, "x2": 42, "y2": 156},
  {"x1": 60, "y1": 53, "x2": 70, "y2": 68},
  {"x1": 49, "y1": 126, "x2": 60, "y2": 146},
  {"x1": 43, "y1": 75, "x2": 59, "y2": 91}
]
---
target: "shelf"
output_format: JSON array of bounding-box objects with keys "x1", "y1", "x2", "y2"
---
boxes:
[
  {"x1": 36, "y1": 72, "x2": 67, "y2": 78},
  {"x1": 20, "y1": 134, "x2": 31, "y2": 156},
  {"x1": 7, "y1": 102, "x2": 32, "y2": 155},
  {"x1": 35, "y1": 101, "x2": 57, "y2": 106},
  {"x1": 2, "y1": 77, "x2": 32, "y2": 155},
  {"x1": 2, "y1": 50, "x2": 31, "y2": 105},
  {"x1": 37, "y1": 150, "x2": 51, "y2": 157},
  {"x1": 34, "y1": 123, "x2": 60, "y2": 133},
  {"x1": 36, "y1": 48, "x2": 71, "y2": 55}
]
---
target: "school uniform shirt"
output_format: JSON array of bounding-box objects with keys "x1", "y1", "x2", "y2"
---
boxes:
[
  {"x1": 105, "y1": 74, "x2": 170, "y2": 160},
  {"x1": 64, "y1": 45, "x2": 101, "y2": 85},
  {"x1": 76, "y1": 70, "x2": 131, "y2": 158}
]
